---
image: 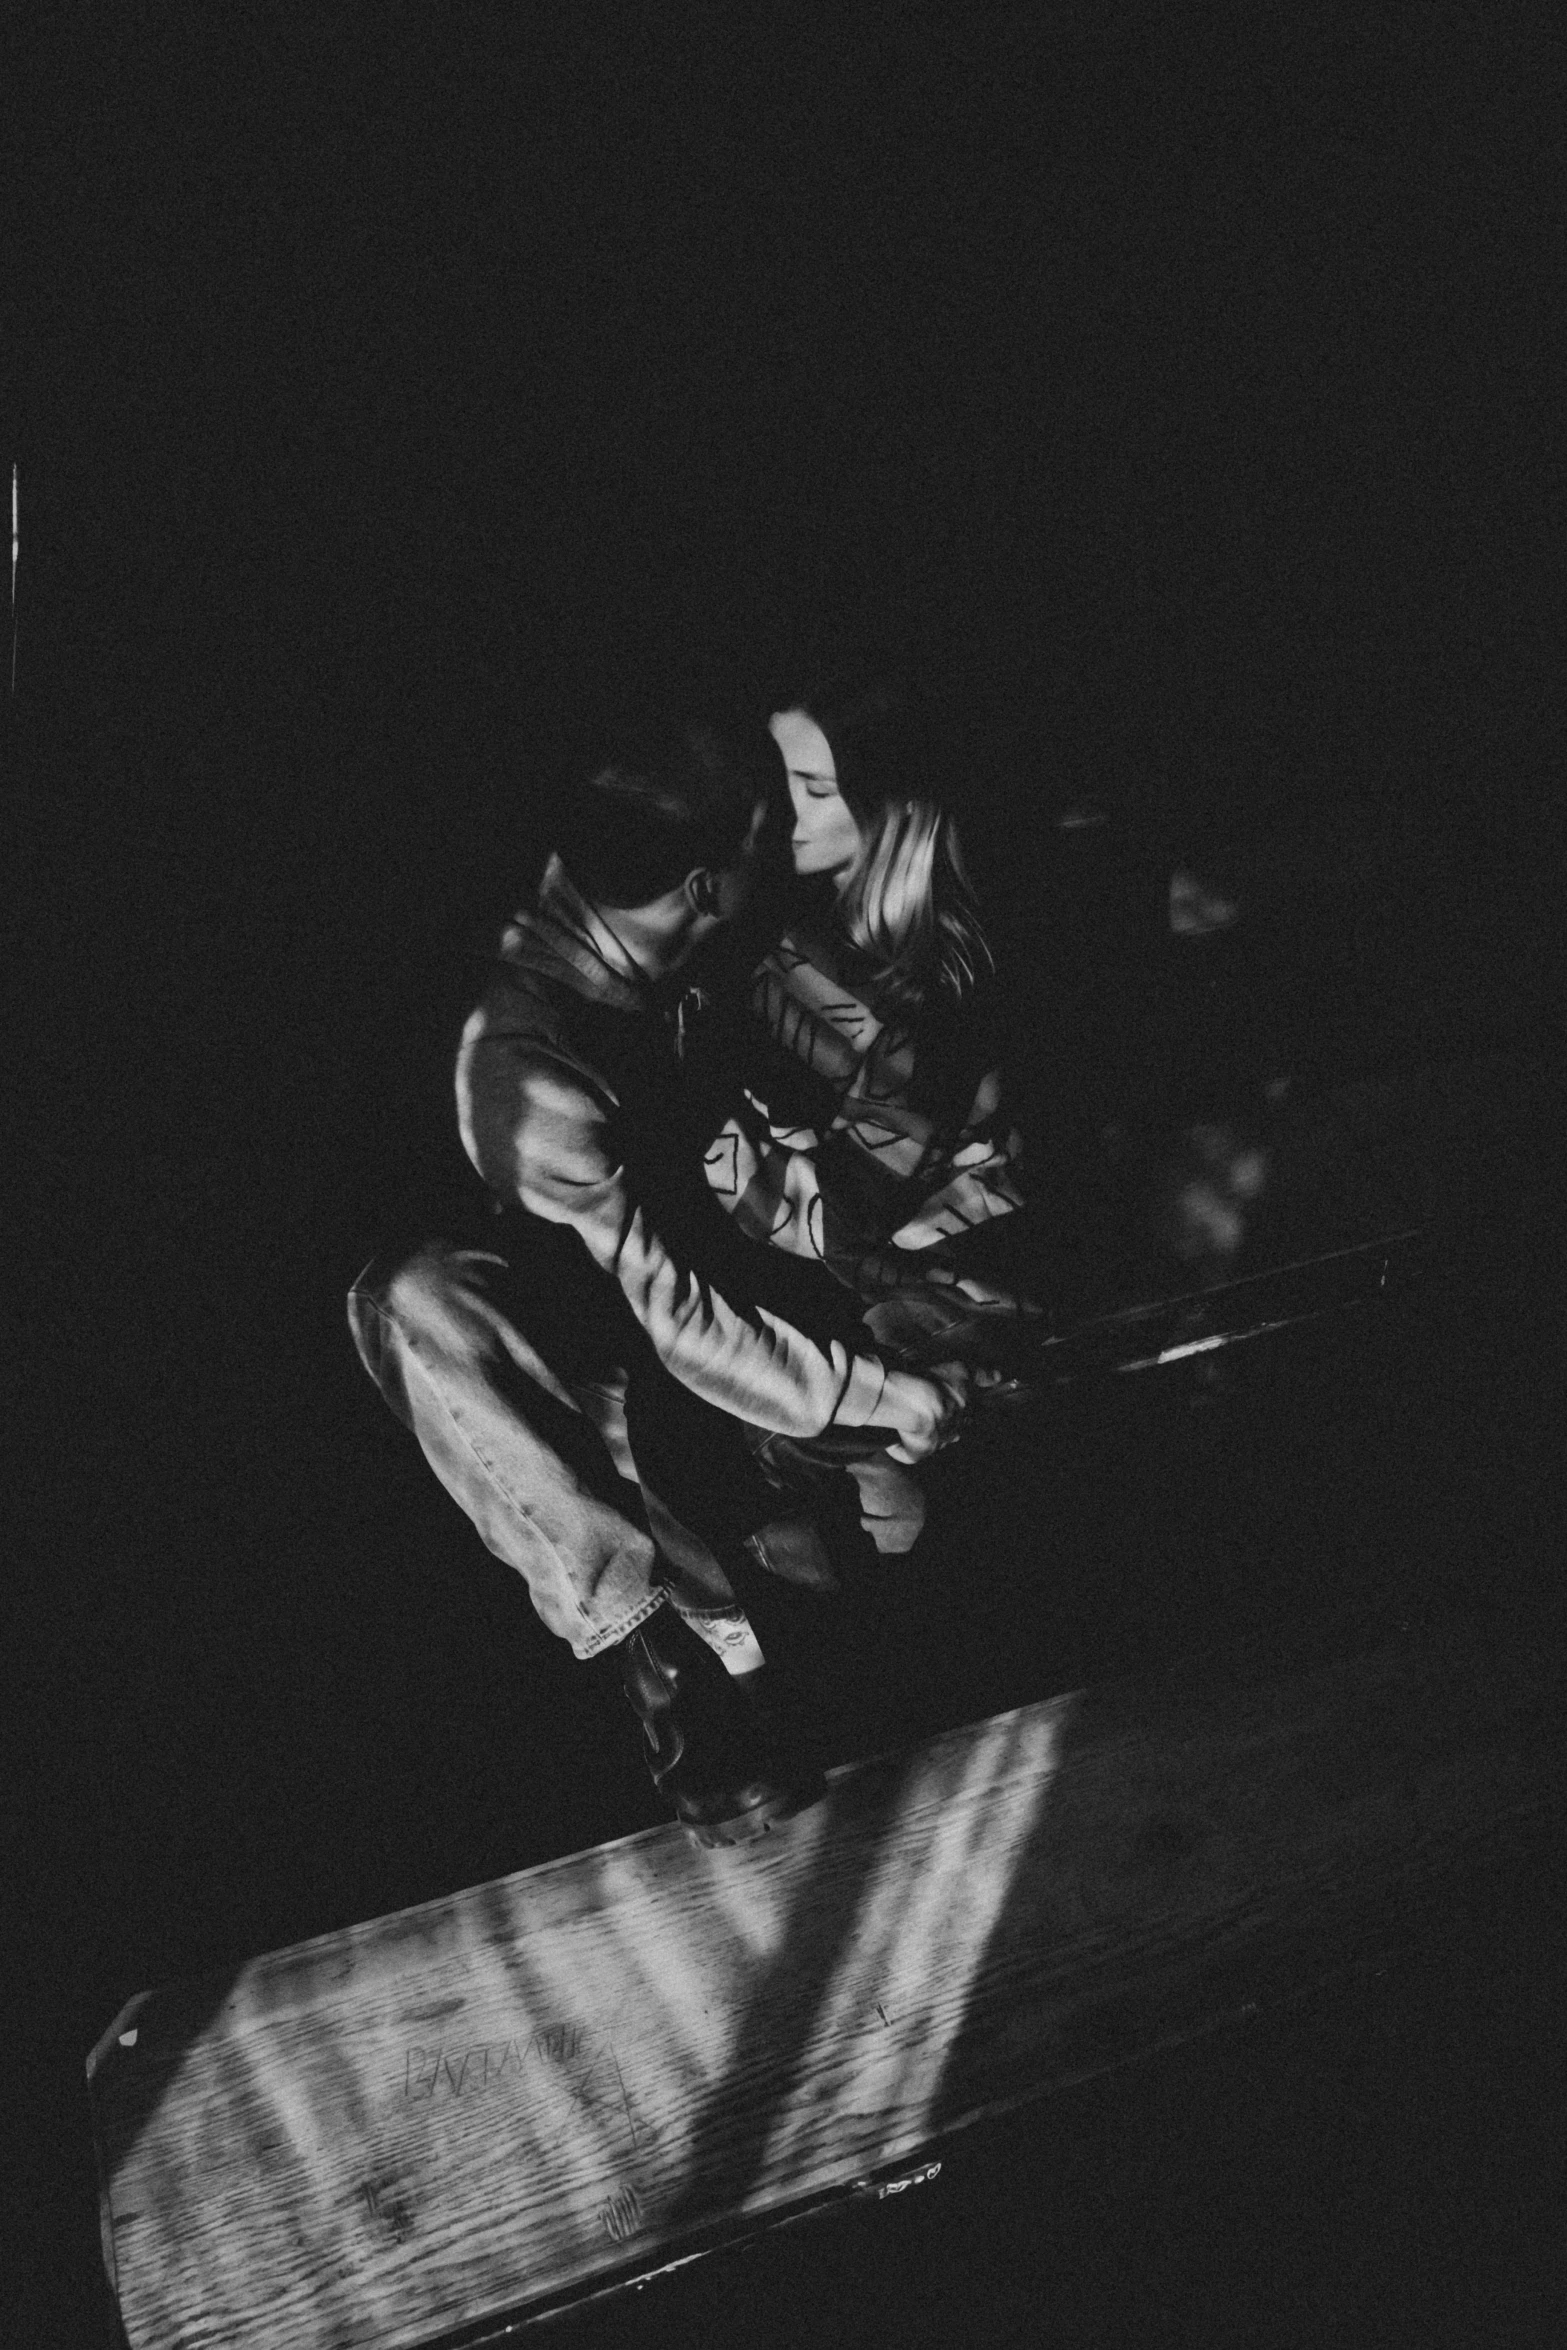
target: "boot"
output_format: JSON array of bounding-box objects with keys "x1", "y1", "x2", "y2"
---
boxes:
[{"x1": 618, "y1": 1604, "x2": 824, "y2": 1848}]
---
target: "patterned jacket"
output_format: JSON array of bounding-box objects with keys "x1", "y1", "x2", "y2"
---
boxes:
[
  {"x1": 696, "y1": 915, "x2": 1030, "y2": 1350},
  {"x1": 455, "y1": 858, "x2": 899, "y2": 1439}
]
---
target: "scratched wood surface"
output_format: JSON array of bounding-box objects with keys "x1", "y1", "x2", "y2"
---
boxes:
[{"x1": 88, "y1": 1607, "x2": 1567, "y2": 2350}]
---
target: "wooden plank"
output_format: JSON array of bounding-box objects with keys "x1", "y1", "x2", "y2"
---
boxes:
[
  {"x1": 1008, "y1": 1226, "x2": 1429, "y2": 1385},
  {"x1": 88, "y1": 1607, "x2": 1567, "y2": 2350}
]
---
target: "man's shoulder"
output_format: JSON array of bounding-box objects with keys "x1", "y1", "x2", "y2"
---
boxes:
[
  {"x1": 458, "y1": 955, "x2": 656, "y2": 1109},
  {"x1": 465, "y1": 950, "x2": 569, "y2": 1037}
]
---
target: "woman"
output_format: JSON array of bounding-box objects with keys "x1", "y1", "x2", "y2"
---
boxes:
[{"x1": 690, "y1": 675, "x2": 1043, "y2": 1545}]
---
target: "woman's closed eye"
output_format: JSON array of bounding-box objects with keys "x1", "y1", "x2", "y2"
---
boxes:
[{"x1": 777, "y1": 715, "x2": 861, "y2": 880}]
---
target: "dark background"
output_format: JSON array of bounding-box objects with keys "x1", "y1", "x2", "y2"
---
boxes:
[{"x1": 6, "y1": 7, "x2": 1565, "y2": 2345}]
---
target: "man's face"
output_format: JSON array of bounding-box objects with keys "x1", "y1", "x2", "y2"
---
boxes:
[
  {"x1": 677, "y1": 800, "x2": 768, "y2": 971},
  {"x1": 707, "y1": 796, "x2": 768, "y2": 924}
]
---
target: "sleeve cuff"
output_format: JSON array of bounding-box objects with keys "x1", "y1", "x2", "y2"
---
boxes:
[{"x1": 828, "y1": 1349, "x2": 892, "y2": 1428}]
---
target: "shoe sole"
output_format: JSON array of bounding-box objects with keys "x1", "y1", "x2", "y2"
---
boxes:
[{"x1": 684, "y1": 1774, "x2": 827, "y2": 1850}]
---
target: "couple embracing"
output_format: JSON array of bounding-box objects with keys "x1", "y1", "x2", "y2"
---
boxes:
[{"x1": 348, "y1": 674, "x2": 1045, "y2": 1848}]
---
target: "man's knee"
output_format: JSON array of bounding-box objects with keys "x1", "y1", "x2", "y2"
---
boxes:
[
  {"x1": 348, "y1": 1233, "x2": 625, "y2": 1425},
  {"x1": 347, "y1": 1239, "x2": 485, "y2": 1407},
  {"x1": 368, "y1": 1238, "x2": 477, "y2": 1323}
]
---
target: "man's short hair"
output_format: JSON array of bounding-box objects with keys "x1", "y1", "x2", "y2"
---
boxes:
[{"x1": 555, "y1": 717, "x2": 780, "y2": 910}]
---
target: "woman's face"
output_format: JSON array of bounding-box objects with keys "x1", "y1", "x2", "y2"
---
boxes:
[{"x1": 769, "y1": 709, "x2": 863, "y2": 882}]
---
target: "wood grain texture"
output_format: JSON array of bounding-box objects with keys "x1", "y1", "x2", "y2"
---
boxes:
[{"x1": 88, "y1": 1608, "x2": 1567, "y2": 2350}]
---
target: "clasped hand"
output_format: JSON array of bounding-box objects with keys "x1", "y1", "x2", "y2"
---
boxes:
[{"x1": 879, "y1": 1360, "x2": 1008, "y2": 1464}]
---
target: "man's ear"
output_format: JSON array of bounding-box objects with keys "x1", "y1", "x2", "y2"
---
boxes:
[{"x1": 686, "y1": 868, "x2": 721, "y2": 918}]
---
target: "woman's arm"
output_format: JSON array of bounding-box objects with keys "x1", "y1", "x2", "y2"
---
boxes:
[{"x1": 884, "y1": 1064, "x2": 1027, "y2": 1250}]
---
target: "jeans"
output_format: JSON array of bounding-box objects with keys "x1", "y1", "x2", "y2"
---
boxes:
[{"x1": 346, "y1": 1221, "x2": 883, "y2": 1659}]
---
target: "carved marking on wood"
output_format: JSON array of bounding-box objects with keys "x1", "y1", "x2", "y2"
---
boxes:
[
  {"x1": 356, "y1": 2176, "x2": 415, "y2": 2246},
  {"x1": 599, "y1": 2182, "x2": 644, "y2": 2243},
  {"x1": 403, "y1": 2039, "x2": 519, "y2": 2104},
  {"x1": 400, "y1": 2025, "x2": 592, "y2": 2106}
]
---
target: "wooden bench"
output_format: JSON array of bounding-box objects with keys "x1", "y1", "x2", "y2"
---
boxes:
[{"x1": 88, "y1": 1603, "x2": 1566, "y2": 2349}]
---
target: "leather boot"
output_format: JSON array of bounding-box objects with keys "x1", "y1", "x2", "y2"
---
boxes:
[{"x1": 619, "y1": 1605, "x2": 824, "y2": 1848}]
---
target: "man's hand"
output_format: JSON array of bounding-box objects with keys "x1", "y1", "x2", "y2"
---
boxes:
[{"x1": 877, "y1": 1363, "x2": 974, "y2": 1464}]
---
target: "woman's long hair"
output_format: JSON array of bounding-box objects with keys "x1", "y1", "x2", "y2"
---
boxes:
[{"x1": 782, "y1": 675, "x2": 993, "y2": 1010}]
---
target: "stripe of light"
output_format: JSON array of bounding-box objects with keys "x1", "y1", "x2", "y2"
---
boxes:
[{"x1": 751, "y1": 1701, "x2": 1071, "y2": 2195}]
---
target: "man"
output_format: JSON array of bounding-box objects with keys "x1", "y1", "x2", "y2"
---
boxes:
[{"x1": 348, "y1": 715, "x2": 971, "y2": 1847}]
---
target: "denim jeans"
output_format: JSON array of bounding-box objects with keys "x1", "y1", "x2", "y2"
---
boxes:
[
  {"x1": 349, "y1": 1227, "x2": 771, "y2": 1657},
  {"x1": 345, "y1": 1220, "x2": 895, "y2": 1658}
]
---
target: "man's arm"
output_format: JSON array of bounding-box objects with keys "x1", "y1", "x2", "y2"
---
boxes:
[{"x1": 458, "y1": 1028, "x2": 959, "y2": 1453}]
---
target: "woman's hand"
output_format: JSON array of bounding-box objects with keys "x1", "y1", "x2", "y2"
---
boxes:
[{"x1": 944, "y1": 1272, "x2": 1048, "y2": 1315}]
